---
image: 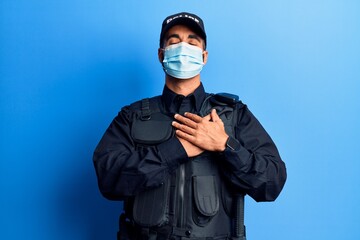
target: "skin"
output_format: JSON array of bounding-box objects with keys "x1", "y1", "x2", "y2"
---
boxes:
[{"x1": 158, "y1": 25, "x2": 229, "y2": 157}]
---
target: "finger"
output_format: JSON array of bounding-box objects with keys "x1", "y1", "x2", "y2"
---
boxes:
[
  {"x1": 175, "y1": 129, "x2": 195, "y2": 142},
  {"x1": 184, "y1": 112, "x2": 203, "y2": 123},
  {"x1": 174, "y1": 114, "x2": 197, "y2": 128},
  {"x1": 172, "y1": 121, "x2": 196, "y2": 135},
  {"x1": 211, "y1": 109, "x2": 221, "y2": 122}
]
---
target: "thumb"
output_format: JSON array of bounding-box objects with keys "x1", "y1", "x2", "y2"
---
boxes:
[{"x1": 211, "y1": 109, "x2": 221, "y2": 122}]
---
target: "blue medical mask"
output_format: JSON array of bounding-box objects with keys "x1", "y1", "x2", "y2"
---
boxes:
[{"x1": 162, "y1": 42, "x2": 204, "y2": 79}]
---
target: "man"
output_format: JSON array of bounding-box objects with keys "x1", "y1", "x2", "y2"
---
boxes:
[{"x1": 93, "y1": 12, "x2": 287, "y2": 240}]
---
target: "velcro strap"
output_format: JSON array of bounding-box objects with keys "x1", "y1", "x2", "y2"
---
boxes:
[{"x1": 141, "y1": 98, "x2": 151, "y2": 120}]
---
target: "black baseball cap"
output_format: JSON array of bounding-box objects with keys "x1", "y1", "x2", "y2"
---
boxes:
[{"x1": 159, "y1": 12, "x2": 207, "y2": 48}]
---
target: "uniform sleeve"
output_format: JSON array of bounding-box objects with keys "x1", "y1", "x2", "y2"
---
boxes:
[
  {"x1": 220, "y1": 104, "x2": 287, "y2": 202},
  {"x1": 93, "y1": 106, "x2": 188, "y2": 200}
]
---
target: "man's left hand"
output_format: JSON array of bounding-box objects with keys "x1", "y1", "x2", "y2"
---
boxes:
[{"x1": 172, "y1": 109, "x2": 229, "y2": 152}]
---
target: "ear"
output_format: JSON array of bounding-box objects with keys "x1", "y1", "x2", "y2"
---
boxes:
[
  {"x1": 158, "y1": 48, "x2": 164, "y2": 63},
  {"x1": 202, "y1": 50, "x2": 208, "y2": 65}
]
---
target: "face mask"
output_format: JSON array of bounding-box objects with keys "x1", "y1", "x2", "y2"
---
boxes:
[{"x1": 162, "y1": 42, "x2": 204, "y2": 79}]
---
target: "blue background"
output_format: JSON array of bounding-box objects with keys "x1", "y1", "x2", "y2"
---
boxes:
[{"x1": 1, "y1": 1, "x2": 359, "y2": 239}]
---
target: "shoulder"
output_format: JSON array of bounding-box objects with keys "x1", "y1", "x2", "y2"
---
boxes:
[
  {"x1": 208, "y1": 92, "x2": 246, "y2": 109},
  {"x1": 119, "y1": 95, "x2": 162, "y2": 114}
]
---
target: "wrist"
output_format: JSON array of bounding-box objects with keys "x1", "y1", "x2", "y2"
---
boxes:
[{"x1": 216, "y1": 134, "x2": 228, "y2": 152}]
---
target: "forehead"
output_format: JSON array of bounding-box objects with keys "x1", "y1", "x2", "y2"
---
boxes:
[{"x1": 166, "y1": 24, "x2": 196, "y2": 35}]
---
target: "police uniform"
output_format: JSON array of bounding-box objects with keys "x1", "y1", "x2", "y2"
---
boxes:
[{"x1": 93, "y1": 84, "x2": 287, "y2": 239}]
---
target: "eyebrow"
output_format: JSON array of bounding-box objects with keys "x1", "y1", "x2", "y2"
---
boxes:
[
  {"x1": 166, "y1": 34, "x2": 181, "y2": 42},
  {"x1": 166, "y1": 33, "x2": 202, "y2": 43},
  {"x1": 188, "y1": 34, "x2": 201, "y2": 42}
]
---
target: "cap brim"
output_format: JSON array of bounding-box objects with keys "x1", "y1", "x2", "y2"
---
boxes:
[{"x1": 161, "y1": 18, "x2": 206, "y2": 44}]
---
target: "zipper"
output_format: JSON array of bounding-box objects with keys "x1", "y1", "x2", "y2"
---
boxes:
[{"x1": 177, "y1": 163, "x2": 186, "y2": 227}]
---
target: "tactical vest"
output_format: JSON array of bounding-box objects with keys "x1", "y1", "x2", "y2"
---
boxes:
[{"x1": 118, "y1": 93, "x2": 246, "y2": 240}]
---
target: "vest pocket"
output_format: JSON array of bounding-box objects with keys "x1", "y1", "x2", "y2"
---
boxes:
[
  {"x1": 192, "y1": 175, "x2": 219, "y2": 226},
  {"x1": 131, "y1": 112, "x2": 173, "y2": 145},
  {"x1": 133, "y1": 178, "x2": 170, "y2": 227}
]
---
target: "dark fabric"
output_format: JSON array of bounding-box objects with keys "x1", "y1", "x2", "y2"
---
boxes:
[
  {"x1": 161, "y1": 83, "x2": 206, "y2": 114},
  {"x1": 93, "y1": 83, "x2": 287, "y2": 202}
]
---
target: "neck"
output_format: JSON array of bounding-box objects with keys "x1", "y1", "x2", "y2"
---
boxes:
[{"x1": 165, "y1": 75, "x2": 201, "y2": 96}]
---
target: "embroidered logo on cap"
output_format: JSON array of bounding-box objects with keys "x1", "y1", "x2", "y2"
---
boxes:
[{"x1": 166, "y1": 14, "x2": 200, "y2": 24}]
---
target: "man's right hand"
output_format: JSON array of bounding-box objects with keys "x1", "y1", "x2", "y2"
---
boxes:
[{"x1": 177, "y1": 137, "x2": 204, "y2": 157}]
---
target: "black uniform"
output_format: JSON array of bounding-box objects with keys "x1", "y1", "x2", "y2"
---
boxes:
[{"x1": 93, "y1": 83, "x2": 287, "y2": 239}]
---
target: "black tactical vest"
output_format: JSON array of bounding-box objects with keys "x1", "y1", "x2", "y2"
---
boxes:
[{"x1": 118, "y1": 93, "x2": 246, "y2": 240}]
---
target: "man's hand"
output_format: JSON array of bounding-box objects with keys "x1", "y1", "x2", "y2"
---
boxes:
[
  {"x1": 177, "y1": 137, "x2": 204, "y2": 157},
  {"x1": 172, "y1": 109, "x2": 229, "y2": 154}
]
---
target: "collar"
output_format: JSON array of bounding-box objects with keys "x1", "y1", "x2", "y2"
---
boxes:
[{"x1": 161, "y1": 83, "x2": 207, "y2": 114}]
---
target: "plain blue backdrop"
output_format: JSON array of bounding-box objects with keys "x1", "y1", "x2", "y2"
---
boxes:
[{"x1": 1, "y1": 1, "x2": 359, "y2": 239}]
